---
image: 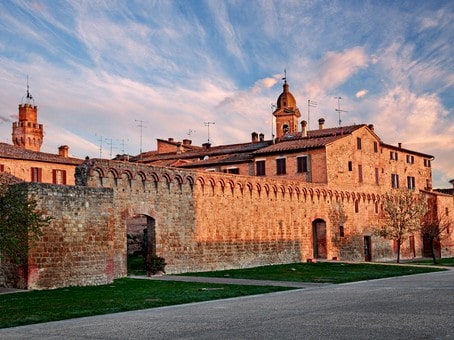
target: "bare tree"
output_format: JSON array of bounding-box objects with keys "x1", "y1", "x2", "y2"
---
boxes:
[
  {"x1": 376, "y1": 189, "x2": 428, "y2": 263},
  {"x1": 329, "y1": 201, "x2": 348, "y2": 247},
  {"x1": 421, "y1": 198, "x2": 452, "y2": 264}
]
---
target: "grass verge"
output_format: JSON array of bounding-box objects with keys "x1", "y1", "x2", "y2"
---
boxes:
[
  {"x1": 0, "y1": 278, "x2": 291, "y2": 329},
  {"x1": 180, "y1": 262, "x2": 446, "y2": 283},
  {"x1": 404, "y1": 257, "x2": 454, "y2": 266}
]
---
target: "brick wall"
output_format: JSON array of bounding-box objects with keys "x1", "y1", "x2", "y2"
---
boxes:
[{"x1": 2, "y1": 159, "x2": 449, "y2": 290}]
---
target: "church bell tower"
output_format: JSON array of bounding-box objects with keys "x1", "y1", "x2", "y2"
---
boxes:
[
  {"x1": 12, "y1": 81, "x2": 44, "y2": 152},
  {"x1": 272, "y1": 76, "x2": 301, "y2": 139}
]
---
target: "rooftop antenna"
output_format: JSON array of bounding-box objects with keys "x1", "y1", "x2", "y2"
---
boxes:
[
  {"x1": 105, "y1": 138, "x2": 114, "y2": 159},
  {"x1": 204, "y1": 122, "x2": 215, "y2": 143},
  {"x1": 271, "y1": 104, "x2": 276, "y2": 144},
  {"x1": 98, "y1": 135, "x2": 103, "y2": 158},
  {"x1": 135, "y1": 119, "x2": 146, "y2": 158},
  {"x1": 308, "y1": 99, "x2": 317, "y2": 130},
  {"x1": 187, "y1": 129, "x2": 195, "y2": 138},
  {"x1": 334, "y1": 97, "x2": 347, "y2": 126}
]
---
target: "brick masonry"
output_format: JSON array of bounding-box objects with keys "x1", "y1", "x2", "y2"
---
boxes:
[{"x1": 1, "y1": 159, "x2": 452, "y2": 289}]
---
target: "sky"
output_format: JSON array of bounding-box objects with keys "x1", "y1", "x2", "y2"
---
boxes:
[{"x1": 0, "y1": 0, "x2": 452, "y2": 188}]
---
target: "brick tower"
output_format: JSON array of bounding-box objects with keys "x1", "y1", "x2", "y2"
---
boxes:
[
  {"x1": 273, "y1": 77, "x2": 301, "y2": 139},
  {"x1": 12, "y1": 82, "x2": 43, "y2": 152}
]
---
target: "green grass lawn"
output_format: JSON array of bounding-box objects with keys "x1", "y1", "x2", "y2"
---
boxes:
[
  {"x1": 0, "y1": 278, "x2": 291, "y2": 329},
  {"x1": 405, "y1": 257, "x2": 454, "y2": 266},
  {"x1": 1, "y1": 260, "x2": 447, "y2": 329},
  {"x1": 180, "y1": 261, "x2": 446, "y2": 283}
]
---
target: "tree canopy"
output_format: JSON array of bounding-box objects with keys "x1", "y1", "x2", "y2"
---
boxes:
[{"x1": 0, "y1": 178, "x2": 51, "y2": 265}]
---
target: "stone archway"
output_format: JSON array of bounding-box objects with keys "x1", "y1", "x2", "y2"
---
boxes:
[
  {"x1": 126, "y1": 215, "x2": 156, "y2": 274},
  {"x1": 313, "y1": 219, "x2": 327, "y2": 259}
]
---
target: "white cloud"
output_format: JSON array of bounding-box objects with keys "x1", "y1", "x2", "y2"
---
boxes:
[{"x1": 356, "y1": 89, "x2": 368, "y2": 98}]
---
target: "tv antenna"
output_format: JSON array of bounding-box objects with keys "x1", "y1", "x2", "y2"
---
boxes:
[
  {"x1": 307, "y1": 99, "x2": 317, "y2": 130},
  {"x1": 334, "y1": 97, "x2": 347, "y2": 126},
  {"x1": 187, "y1": 129, "x2": 195, "y2": 138},
  {"x1": 204, "y1": 122, "x2": 215, "y2": 143},
  {"x1": 135, "y1": 119, "x2": 146, "y2": 157}
]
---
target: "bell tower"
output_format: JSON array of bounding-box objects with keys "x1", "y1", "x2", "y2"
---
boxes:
[
  {"x1": 272, "y1": 76, "x2": 301, "y2": 139},
  {"x1": 12, "y1": 80, "x2": 44, "y2": 152}
]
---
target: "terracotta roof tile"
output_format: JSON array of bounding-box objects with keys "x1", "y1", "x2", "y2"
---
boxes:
[{"x1": 0, "y1": 142, "x2": 83, "y2": 165}]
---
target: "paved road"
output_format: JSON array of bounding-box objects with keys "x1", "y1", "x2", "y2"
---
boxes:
[{"x1": 1, "y1": 270, "x2": 453, "y2": 339}]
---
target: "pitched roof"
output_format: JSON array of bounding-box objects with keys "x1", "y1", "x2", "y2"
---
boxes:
[
  {"x1": 136, "y1": 140, "x2": 271, "y2": 165},
  {"x1": 0, "y1": 142, "x2": 83, "y2": 165},
  {"x1": 255, "y1": 124, "x2": 364, "y2": 155}
]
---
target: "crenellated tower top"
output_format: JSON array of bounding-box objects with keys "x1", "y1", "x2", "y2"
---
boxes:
[{"x1": 12, "y1": 79, "x2": 44, "y2": 152}]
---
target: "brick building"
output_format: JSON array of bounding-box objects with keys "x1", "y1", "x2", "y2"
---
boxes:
[
  {"x1": 0, "y1": 79, "x2": 452, "y2": 290},
  {"x1": 0, "y1": 87, "x2": 82, "y2": 185}
]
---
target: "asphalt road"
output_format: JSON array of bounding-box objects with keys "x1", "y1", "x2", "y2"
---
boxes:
[{"x1": 1, "y1": 270, "x2": 453, "y2": 339}]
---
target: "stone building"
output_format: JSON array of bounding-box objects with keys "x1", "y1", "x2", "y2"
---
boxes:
[
  {"x1": 0, "y1": 86, "x2": 82, "y2": 185},
  {"x1": 0, "y1": 79, "x2": 452, "y2": 290}
]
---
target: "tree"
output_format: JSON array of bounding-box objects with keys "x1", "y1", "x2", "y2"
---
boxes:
[
  {"x1": 376, "y1": 189, "x2": 427, "y2": 263},
  {"x1": 0, "y1": 178, "x2": 51, "y2": 265},
  {"x1": 329, "y1": 201, "x2": 348, "y2": 247},
  {"x1": 421, "y1": 201, "x2": 452, "y2": 264}
]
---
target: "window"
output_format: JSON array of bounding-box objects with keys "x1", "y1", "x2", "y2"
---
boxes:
[
  {"x1": 391, "y1": 174, "x2": 399, "y2": 188},
  {"x1": 390, "y1": 151, "x2": 398, "y2": 160},
  {"x1": 373, "y1": 141, "x2": 378, "y2": 153},
  {"x1": 424, "y1": 159, "x2": 431, "y2": 167},
  {"x1": 426, "y1": 179, "x2": 431, "y2": 190},
  {"x1": 355, "y1": 200, "x2": 359, "y2": 213},
  {"x1": 358, "y1": 165, "x2": 363, "y2": 183},
  {"x1": 276, "y1": 158, "x2": 286, "y2": 175},
  {"x1": 348, "y1": 161, "x2": 353, "y2": 171},
  {"x1": 0, "y1": 164, "x2": 4, "y2": 172},
  {"x1": 227, "y1": 168, "x2": 239, "y2": 174},
  {"x1": 406, "y1": 155, "x2": 414, "y2": 164},
  {"x1": 339, "y1": 225, "x2": 345, "y2": 237},
  {"x1": 375, "y1": 201, "x2": 379, "y2": 214},
  {"x1": 256, "y1": 160, "x2": 265, "y2": 176},
  {"x1": 375, "y1": 168, "x2": 379, "y2": 185},
  {"x1": 52, "y1": 169, "x2": 67, "y2": 185},
  {"x1": 356, "y1": 137, "x2": 362, "y2": 150},
  {"x1": 297, "y1": 156, "x2": 308, "y2": 173},
  {"x1": 407, "y1": 176, "x2": 415, "y2": 190},
  {"x1": 31, "y1": 167, "x2": 42, "y2": 182}
]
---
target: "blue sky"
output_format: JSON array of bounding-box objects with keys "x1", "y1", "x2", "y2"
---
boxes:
[{"x1": 0, "y1": 0, "x2": 452, "y2": 187}]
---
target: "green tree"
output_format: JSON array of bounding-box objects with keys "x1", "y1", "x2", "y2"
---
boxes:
[
  {"x1": 376, "y1": 189, "x2": 427, "y2": 263},
  {"x1": 0, "y1": 179, "x2": 51, "y2": 265}
]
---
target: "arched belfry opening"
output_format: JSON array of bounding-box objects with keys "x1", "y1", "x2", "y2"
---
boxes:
[
  {"x1": 126, "y1": 214, "x2": 156, "y2": 274},
  {"x1": 312, "y1": 218, "x2": 327, "y2": 259}
]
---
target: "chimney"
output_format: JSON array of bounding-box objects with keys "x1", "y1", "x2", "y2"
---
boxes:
[
  {"x1": 202, "y1": 142, "x2": 211, "y2": 150},
  {"x1": 182, "y1": 139, "x2": 192, "y2": 145},
  {"x1": 259, "y1": 133, "x2": 264, "y2": 142},
  {"x1": 368, "y1": 124, "x2": 374, "y2": 131},
  {"x1": 168, "y1": 137, "x2": 174, "y2": 143},
  {"x1": 449, "y1": 179, "x2": 454, "y2": 189},
  {"x1": 251, "y1": 132, "x2": 258, "y2": 143},
  {"x1": 301, "y1": 120, "x2": 307, "y2": 137},
  {"x1": 398, "y1": 142, "x2": 402, "y2": 148},
  {"x1": 58, "y1": 145, "x2": 69, "y2": 158},
  {"x1": 318, "y1": 118, "x2": 325, "y2": 130}
]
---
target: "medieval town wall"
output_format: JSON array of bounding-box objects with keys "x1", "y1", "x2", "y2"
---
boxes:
[{"x1": 1, "y1": 159, "x2": 427, "y2": 289}]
